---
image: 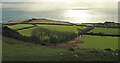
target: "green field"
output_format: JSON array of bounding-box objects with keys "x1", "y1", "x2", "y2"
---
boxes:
[
  {"x1": 3, "y1": 37, "x2": 118, "y2": 61},
  {"x1": 77, "y1": 35, "x2": 119, "y2": 50},
  {"x1": 4, "y1": 24, "x2": 35, "y2": 30},
  {"x1": 88, "y1": 27, "x2": 119, "y2": 35},
  {"x1": 18, "y1": 24, "x2": 87, "y2": 36},
  {"x1": 37, "y1": 24, "x2": 87, "y2": 33},
  {"x1": 2, "y1": 23, "x2": 119, "y2": 61}
]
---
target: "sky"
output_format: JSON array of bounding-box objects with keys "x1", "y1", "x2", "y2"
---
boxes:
[
  {"x1": 1, "y1": 0, "x2": 119, "y2": 2},
  {"x1": 0, "y1": 0, "x2": 119, "y2": 11}
]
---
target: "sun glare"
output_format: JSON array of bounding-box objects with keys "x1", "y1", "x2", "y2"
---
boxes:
[{"x1": 64, "y1": 10, "x2": 91, "y2": 18}]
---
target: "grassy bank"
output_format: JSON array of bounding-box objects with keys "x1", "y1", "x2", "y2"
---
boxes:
[{"x1": 3, "y1": 37, "x2": 118, "y2": 61}]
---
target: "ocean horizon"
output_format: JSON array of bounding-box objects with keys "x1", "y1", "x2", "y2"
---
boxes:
[{"x1": 2, "y1": 3, "x2": 118, "y2": 23}]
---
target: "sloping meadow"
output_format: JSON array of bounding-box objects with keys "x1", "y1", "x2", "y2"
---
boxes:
[{"x1": 3, "y1": 24, "x2": 88, "y2": 45}]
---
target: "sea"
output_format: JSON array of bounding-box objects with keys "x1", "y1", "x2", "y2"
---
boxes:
[{"x1": 2, "y1": 8, "x2": 118, "y2": 23}]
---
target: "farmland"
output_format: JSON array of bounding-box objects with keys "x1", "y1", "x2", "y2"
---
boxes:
[
  {"x1": 18, "y1": 24, "x2": 87, "y2": 36},
  {"x1": 88, "y1": 27, "x2": 119, "y2": 35},
  {"x1": 76, "y1": 35, "x2": 119, "y2": 50},
  {"x1": 2, "y1": 22, "x2": 119, "y2": 61},
  {"x1": 2, "y1": 37, "x2": 118, "y2": 61},
  {"x1": 4, "y1": 24, "x2": 35, "y2": 30}
]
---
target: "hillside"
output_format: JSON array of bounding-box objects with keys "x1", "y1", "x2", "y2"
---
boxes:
[{"x1": 3, "y1": 18, "x2": 71, "y2": 25}]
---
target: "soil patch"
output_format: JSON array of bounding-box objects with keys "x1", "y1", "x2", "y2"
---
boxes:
[{"x1": 55, "y1": 40, "x2": 84, "y2": 48}]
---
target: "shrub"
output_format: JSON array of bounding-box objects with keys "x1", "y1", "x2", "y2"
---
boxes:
[
  {"x1": 31, "y1": 27, "x2": 77, "y2": 45},
  {"x1": 3, "y1": 26, "x2": 77, "y2": 46},
  {"x1": 69, "y1": 48, "x2": 75, "y2": 51}
]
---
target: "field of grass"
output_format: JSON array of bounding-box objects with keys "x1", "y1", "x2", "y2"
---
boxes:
[
  {"x1": 88, "y1": 27, "x2": 119, "y2": 35},
  {"x1": 3, "y1": 37, "x2": 118, "y2": 61},
  {"x1": 18, "y1": 24, "x2": 87, "y2": 36},
  {"x1": 37, "y1": 24, "x2": 87, "y2": 33},
  {"x1": 77, "y1": 35, "x2": 119, "y2": 50},
  {"x1": 94, "y1": 23, "x2": 119, "y2": 27},
  {"x1": 4, "y1": 24, "x2": 35, "y2": 30}
]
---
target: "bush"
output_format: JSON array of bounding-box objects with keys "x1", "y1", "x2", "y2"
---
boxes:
[
  {"x1": 3, "y1": 26, "x2": 77, "y2": 46},
  {"x1": 69, "y1": 48, "x2": 75, "y2": 51},
  {"x1": 31, "y1": 27, "x2": 77, "y2": 45}
]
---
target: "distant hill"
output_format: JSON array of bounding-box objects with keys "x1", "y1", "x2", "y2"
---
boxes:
[{"x1": 3, "y1": 18, "x2": 71, "y2": 25}]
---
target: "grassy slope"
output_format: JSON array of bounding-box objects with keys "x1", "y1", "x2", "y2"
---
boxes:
[
  {"x1": 88, "y1": 27, "x2": 119, "y2": 35},
  {"x1": 37, "y1": 24, "x2": 87, "y2": 33},
  {"x1": 2, "y1": 24, "x2": 119, "y2": 61},
  {"x1": 77, "y1": 35, "x2": 119, "y2": 50},
  {"x1": 4, "y1": 24, "x2": 35, "y2": 29},
  {"x1": 3, "y1": 37, "x2": 118, "y2": 61},
  {"x1": 18, "y1": 24, "x2": 87, "y2": 36}
]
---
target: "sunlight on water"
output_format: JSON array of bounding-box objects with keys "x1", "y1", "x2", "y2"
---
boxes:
[
  {"x1": 2, "y1": 8, "x2": 118, "y2": 23},
  {"x1": 63, "y1": 10, "x2": 93, "y2": 23},
  {"x1": 64, "y1": 10, "x2": 91, "y2": 18}
]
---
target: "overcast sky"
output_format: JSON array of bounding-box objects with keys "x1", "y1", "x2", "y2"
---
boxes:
[
  {"x1": 0, "y1": 0, "x2": 119, "y2": 11},
  {"x1": 1, "y1": 0, "x2": 119, "y2": 2}
]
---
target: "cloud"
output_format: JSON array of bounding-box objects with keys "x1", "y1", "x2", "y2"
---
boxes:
[
  {"x1": 2, "y1": 2, "x2": 75, "y2": 11},
  {"x1": 2, "y1": 0, "x2": 118, "y2": 12},
  {"x1": 1, "y1": 0, "x2": 119, "y2": 2},
  {"x1": 1, "y1": 0, "x2": 79, "y2": 2}
]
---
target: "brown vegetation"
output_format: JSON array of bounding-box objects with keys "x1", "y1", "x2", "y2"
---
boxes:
[
  {"x1": 28, "y1": 19, "x2": 70, "y2": 24},
  {"x1": 3, "y1": 19, "x2": 71, "y2": 25},
  {"x1": 55, "y1": 40, "x2": 84, "y2": 48},
  {"x1": 3, "y1": 20, "x2": 27, "y2": 24},
  {"x1": 3, "y1": 36, "x2": 44, "y2": 47}
]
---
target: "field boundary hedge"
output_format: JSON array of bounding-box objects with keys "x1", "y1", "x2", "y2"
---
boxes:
[
  {"x1": 83, "y1": 33, "x2": 120, "y2": 37},
  {"x1": 94, "y1": 26, "x2": 120, "y2": 29},
  {"x1": 2, "y1": 26, "x2": 77, "y2": 45},
  {"x1": 15, "y1": 24, "x2": 37, "y2": 31}
]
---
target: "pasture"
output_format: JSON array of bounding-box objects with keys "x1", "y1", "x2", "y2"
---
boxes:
[
  {"x1": 3, "y1": 37, "x2": 118, "y2": 61},
  {"x1": 18, "y1": 24, "x2": 87, "y2": 36},
  {"x1": 4, "y1": 24, "x2": 35, "y2": 30},
  {"x1": 37, "y1": 24, "x2": 87, "y2": 33},
  {"x1": 88, "y1": 27, "x2": 119, "y2": 35},
  {"x1": 77, "y1": 35, "x2": 119, "y2": 50}
]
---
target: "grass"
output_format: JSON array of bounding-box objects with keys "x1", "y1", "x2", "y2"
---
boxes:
[
  {"x1": 18, "y1": 24, "x2": 87, "y2": 36},
  {"x1": 18, "y1": 27, "x2": 37, "y2": 36},
  {"x1": 88, "y1": 27, "x2": 119, "y2": 35},
  {"x1": 37, "y1": 24, "x2": 87, "y2": 33},
  {"x1": 3, "y1": 37, "x2": 118, "y2": 61},
  {"x1": 2, "y1": 24, "x2": 119, "y2": 61},
  {"x1": 77, "y1": 35, "x2": 119, "y2": 50},
  {"x1": 4, "y1": 24, "x2": 35, "y2": 30}
]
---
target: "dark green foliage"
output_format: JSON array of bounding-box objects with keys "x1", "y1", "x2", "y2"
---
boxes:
[
  {"x1": 69, "y1": 48, "x2": 75, "y2": 51},
  {"x1": 77, "y1": 26, "x2": 94, "y2": 35},
  {"x1": 2, "y1": 26, "x2": 77, "y2": 45},
  {"x1": 31, "y1": 27, "x2": 77, "y2": 45},
  {"x1": 94, "y1": 22, "x2": 120, "y2": 28},
  {"x1": 2, "y1": 26, "x2": 22, "y2": 39},
  {"x1": 2, "y1": 26, "x2": 32, "y2": 43}
]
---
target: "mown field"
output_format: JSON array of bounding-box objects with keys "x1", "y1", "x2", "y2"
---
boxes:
[
  {"x1": 18, "y1": 24, "x2": 87, "y2": 36},
  {"x1": 76, "y1": 35, "x2": 119, "y2": 50},
  {"x1": 3, "y1": 24, "x2": 35, "y2": 30},
  {"x1": 88, "y1": 27, "x2": 119, "y2": 35},
  {"x1": 2, "y1": 37, "x2": 118, "y2": 61}
]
